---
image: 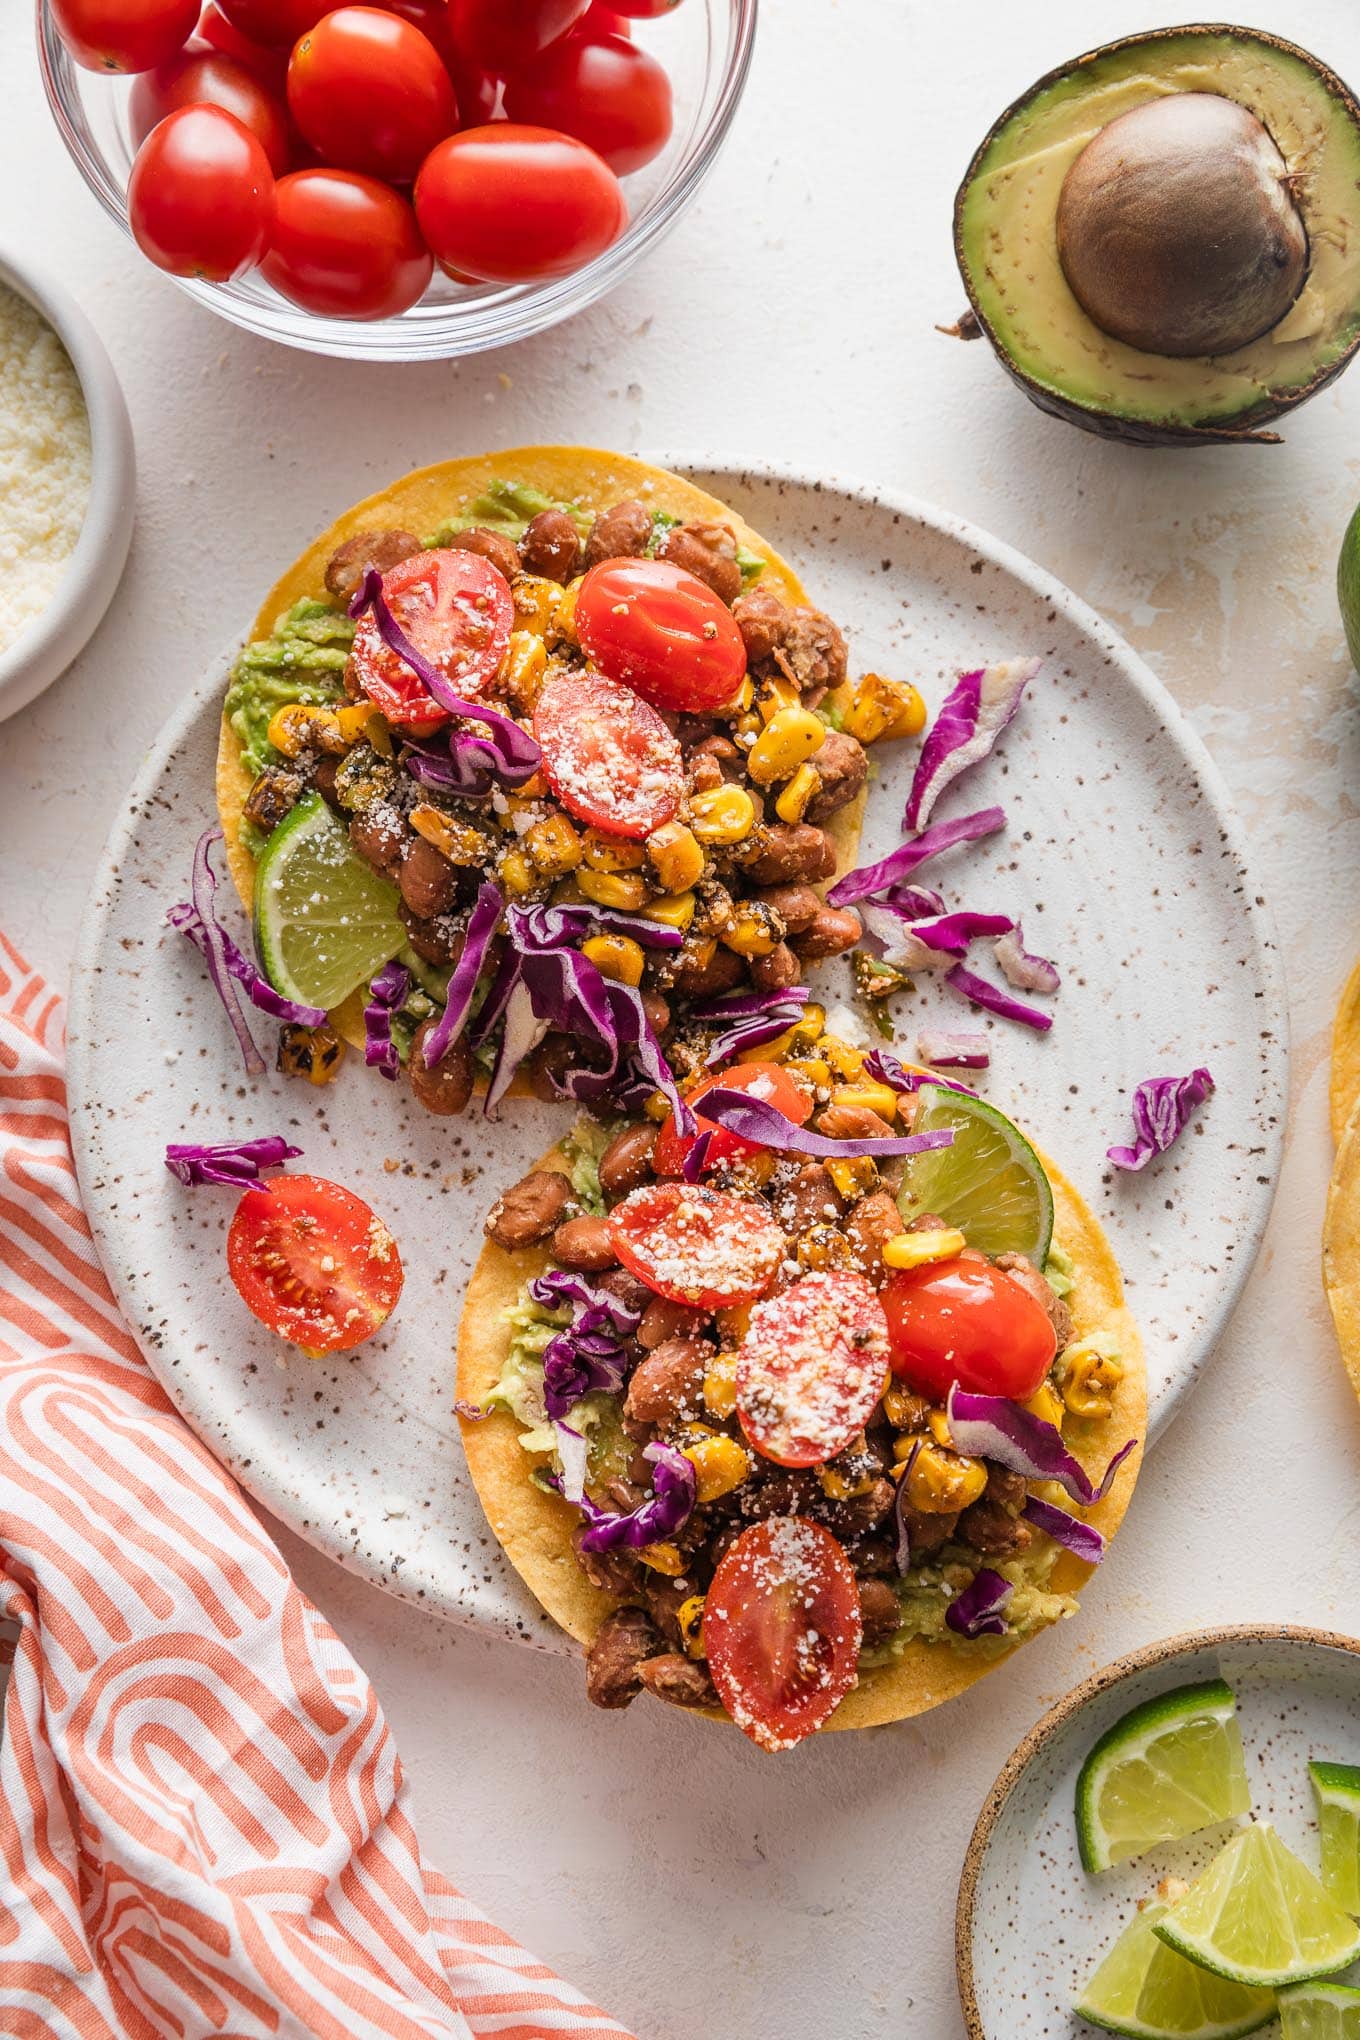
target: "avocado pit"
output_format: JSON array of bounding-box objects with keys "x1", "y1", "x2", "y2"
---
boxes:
[{"x1": 1055, "y1": 92, "x2": 1308, "y2": 359}]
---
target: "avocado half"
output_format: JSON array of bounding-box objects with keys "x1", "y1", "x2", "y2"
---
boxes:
[{"x1": 953, "y1": 25, "x2": 1360, "y2": 446}]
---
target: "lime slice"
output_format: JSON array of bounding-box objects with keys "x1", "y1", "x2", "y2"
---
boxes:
[
  {"x1": 1311, "y1": 1763, "x2": 1360, "y2": 1915},
  {"x1": 1077, "y1": 1679, "x2": 1251, "y2": 1873},
  {"x1": 896, "y1": 1084, "x2": 1053, "y2": 1261},
  {"x1": 1075, "y1": 1898, "x2": 1275, "y2": 2039},
  {"x1": 253, "y1": 791, "x2": 405, "y2": 1010},
  {"x1": 1153, "y1": 1824, "x2": 1360, "y2": 1990},
  {"x1": 1337, "y1": 501, "x2": 1360, "y2": 672},
  {"x1": 1279, "y1": 1981, "x2": 1360, "y2": 2038}
]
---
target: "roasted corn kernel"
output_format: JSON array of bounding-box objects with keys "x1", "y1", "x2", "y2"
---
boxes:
[
  {"x1": 639, "y1": 1542, "x2": 686, "y2": 1576},
  {"x1": 819, "y1": 1461, "x2": 878, "y2": 1501},
  {"x1": 498, "y1": 847, "x2": 538, "y2": 897},
  {"x1": 784, "y1": 1055, "x2": 833, "y2": 1092},
  {"x1": 677, "y1": 1594, "x2": 707, "y2": 1659},
  {"x1": 581, "y1": 933, "x2": 645, "y2": 987},
  {"x1": 525, "y1": 811, "x2": 582, "y2": 877},
  {"x1": 1058, "y1": 1342, "x2": 1125, "y2": 1421},
  {"x1": 681, "y1": 1428, "x2": 750, "y2": 1503},
  {"x1": 690, "y1": 784, "x2": 757, "y2": 846},
  {"x1": 883, "y1": 1382, "x2": 930, "y2": 1431},
  {"x1": 775, "y1": 763, "x2": 822, "y2": 824},
  {"x1": 576, "y1": 868, "x2": 651, "y2": 911},
  {"x1": 925, "y1": 1408, "x2": 953, "y2": 1449},
  {"x1": 797, "y1": 1223, "x2": 856, "y2": 1273},
  {"x1": 702, "y1": 1351, "x2": 739, "y2": 1421},
  {"x1": 721, "y1": 903, "x2": 784, "y2": 957},
  {"x1": 715, "y1": 1303, "x2": 752, "y2": 1343},
  {"x1": 819, "y1": 1034, "x2": 866, "y2": 1081},
  {"x1": 790, "y1": 1003, "x2": 825, "y2": 1050},
  {"x1": 902, "y1": 1439, "x2": 988, "y2": 1513},
  {"x1": 882, "y1": 1226, "x2": 968, "y2": 1271},
  {"x1": 550, "y1": 574, "x2": 585, "y2": 647},
  {"x1": 411, "y1": 803, "x2": 489, "y2": 866},
  {"x1": 1023, "y1": 1381, "x2": 1065, "y2": 1429},
  {"x1": 510, "y1": 573, "x2": 560, "y2": 637},
  {"x1": 644, "y1": 890, "x2": 698, "y2": 932},
  {"x1": 643, "y1": 1089, "x2": 672, "y2": 1123},
  {"x1": 738, "y1": 1022, "x2": 798, "y2": 1064},
  {"x1": 267, "y1": 702, "x2": 347, "y2": 758},
  {"x1": 836, "y1": 671, "x2": 928, "y2": 744},
  {"x1": 646, "y1": 820, "x2": 705, "y2": 894},
  {"x1": 829, "y1": 1081, "x2": 899, "y2": 1120},
  {"x1": 755, "y1": 675, "x2": 800, "y2": 722},
  {"x1": 500, "y1": 630, "x2": 548, "y2": 709},
  {"x1": 581, "y1": 827, "x2": 647, "y2": 873},
  {"x1": 277, "y1": 1022, "x2": 345, "y2": 1085},
  {"x1": 746, "y1": 706, "x2": 826, "y2": 786},
  {"x1": 826, "y1": 1154, "x2": 878, "y2": 1202},
  {"x1": 732, "y1": 674, "x2": 756, "y2": 714}
]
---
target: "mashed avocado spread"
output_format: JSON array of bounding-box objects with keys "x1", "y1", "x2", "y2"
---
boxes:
[{"x1": 226, "y1": 598, "x2": 353, "y2": 779}]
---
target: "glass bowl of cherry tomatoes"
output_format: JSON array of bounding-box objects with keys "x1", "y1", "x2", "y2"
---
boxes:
[{"x1": 37, "y1": 0, "x2": 756, "y2": 359}]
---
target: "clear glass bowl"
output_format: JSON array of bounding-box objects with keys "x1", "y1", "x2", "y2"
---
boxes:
[{"x1": 36, "y1": 0, "x2": 756, "y2": 360}]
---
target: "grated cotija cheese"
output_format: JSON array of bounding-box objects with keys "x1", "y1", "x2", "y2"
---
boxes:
[{"x1": 0, "y1": 279, "x2": 92, "y2": 658}]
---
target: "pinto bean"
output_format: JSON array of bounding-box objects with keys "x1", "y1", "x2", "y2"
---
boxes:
[
  {"x1": 399, "y1": 905, "x2": 465, "y2": 967},
  {"x1": 858, "y1": 1578, "x2": 903, "y2": 1651},
  {"x1": 657, "y1": 521, "x2": 743, "y2": 605},
  {"x1": 638, "y1": 1297, "x2": 705, "y2": 1347},
  {"x1": 958, "y1": 1497, "x2": 1033, "y2": 1560},
  {"x1": 750, "y1": 941, "x2": 802, "y2": 992},
  {"x1": 752, "y1": 884, "x2": 821, "y2": 934},
  {"x1": 644, "y1": 1577, "x2": 693, "y2": 1648},
  {"x1": 446, "y1": 525, "x2": 518, "y2": 581},
  {"x1": 897, "y1": 1502, "x2": 959, "y2": 1558},
  {"x1": 599, "y1": 1124, "x2": 658, "y2": 1200},
  {"x1": 323, "y1": 528, "x2": 422, "y2": 606},
  {"x1": 738, "y1": 824, "x2": 837, "y2": 886},
  {"x1": 780, "y1": 606, "x2": 848, "y2": 690},
  {"x1": 519, "y1": 507, "x2": 581, "y2": 583},
  {"x1": 584, "y1": 499, "x2": 652, "y2": 566},
  {"x1": 398, "y1": 836, "x2": 459, "y2": 918},
  {"x1": 792, "y1": 906, "x2": 863, "y2": 961},
  {"x1": 667, "y1": 941, "x2": 747, "y2": 1001},
  {"x1": 597, "y1": 1267, "x2": 652, "y2": 1314},
  {"x1": 408, "y1": 1020, "x2": 473, "y2": 1117},
  {"x1": 574, "y1": 1531, "x2": 643, "y2": 1597},
  {"x1": 827, "y1": 1478, "x2": 895, "y2": 1537},
  {"x1": 586, "y1": 1608, "x2": 663, "y2": 1710},
  {"x1": 770, "y1": 1163, "x2": 844, "y2": 1234},
  {"x1": 805, "y1": 732, "x2": 868, "y2": 824},
  {"x1": 641, "y1": 990, "x2": 672, "y2": 1038},
  {"x1": 623, "y1": 1338, "x2": 709, "y2": 1427},
  {"x1": 551, "y1": 1215, "x2": 618, "y2": 1272},
  {"x1": 733, "y1": 586, "x2": 789, "y2": 665},
  {"x1": 349, "y1": 807, "x2": 406, "y2": 880},
  {"x1": 484, "y1": 1169, "x2": 572, "y2": 1250},
  {"x1": 820, "y1": 1103, "x2": 894, "y2": 1142},
  {"x1": 846, "y1": 1191, "x2": 905, "y2": 1279},
  {"x1": 638, "y1": 1654, "x2": 718, "y2": 1710}
]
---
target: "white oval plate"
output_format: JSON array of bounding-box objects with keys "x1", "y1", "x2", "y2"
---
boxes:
[
  {"x1": 66, "y1": 464, "x2": 1288, "y2": 1644},
  {"x1": 956, "y1": 1625, "x2": 1360, "y2": 2039}
]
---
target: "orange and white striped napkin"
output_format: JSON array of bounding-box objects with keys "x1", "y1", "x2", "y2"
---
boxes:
[{"x1": 0, "y1": 935, "x2": 634, "y2": 2040}]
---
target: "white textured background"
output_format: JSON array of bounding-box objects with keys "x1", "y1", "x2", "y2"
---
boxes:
[{"x1": 5, "y1": 2, "x2": 1360, "y2": 2034}]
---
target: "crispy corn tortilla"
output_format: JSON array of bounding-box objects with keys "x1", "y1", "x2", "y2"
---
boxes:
[
  {"x1": 1331, "y1": 958, "x2": 1360, "y2": 1145},
  {"x1": 456, "y1": 1144, "x2": 1146, "y2": 1735},
  {"x1": 1323, "y1": 1090, "x2": 1360, "y2": 1402},
  {"x1": 215, "y1": 447, "x2": 865, "y2": 1058}
]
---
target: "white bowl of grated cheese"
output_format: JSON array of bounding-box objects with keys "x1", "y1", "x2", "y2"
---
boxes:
[{"x1": 0, "y1": 251, "x2": 135, "y2": 724}]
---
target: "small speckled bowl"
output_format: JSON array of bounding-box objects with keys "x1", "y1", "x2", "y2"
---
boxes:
[
  {"x1": 0, "y1": 248, "x2": 135, "y2": 723},
  {"x1": 956, "y1": 1625, "x2": 1360, "y2": 2039}
]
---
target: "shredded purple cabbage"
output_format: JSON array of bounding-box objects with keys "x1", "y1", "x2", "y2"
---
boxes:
[
  {"x1": 915, "y1": 1029, "x2": 990, "y2": 1069},
  {"x1": 994, "y1": 923, "x2": 1060, "y2": 995},
  {"x1": 402, "y1": 736, "x2": 498, "y2": 800},
  {"x1": 514, "y1": 901, "x2": 683, "y2": 953},
  {"x1": 905, "y1": 659, "x2": 1040, "y2": 832},
  {"x1": 863, "y1": 905, "x2": 1015, "y2": 974},
  {"x1": 688, "y1": 987, "x2": 808, "y2": 1067},
  {"x1": 529, "y1": 1268, "x2": 642, "y2": 1421},
  {"x1": 1106, "y1": 1068, "x2": 1215, "y2": 1172},
  {"x1": 1022, "y1": 1496, "x2": 1107, "y2": 1564},
  {"x1": 164, "y1": 1134, "x2": 302, "y2": 1188},
  {"x1": 946, "y1": 1386, "x2": 1136, "y2": 1508},
  {"x1": 945, "y1": 962, "x2": 1053, "y2": 1033},
  {"x1": 862, "y1": 1049, "x2": 977, "y2": 1098},
  {"x1": 421, "y1": 881, "x2": 503, "y2": 1069},
  {"x1": 364, "y1": 959, "x2": 410, "y2": 1081},
  {"x1": 554, "y1": 1422, "x2": 589, "y2": 1505},
  {"x1": 679, "y1": 1128, "x2": 715, "y2": 1183},
  {"x1": 568, "y1": 1441, "x2": 697, "y2": 1553},
  {"x1": 696, "y1": 1087, "x2": 955, "y2": 1160},
  {"x1": 826, "y1": 807, "x2": 1007, "y2": 908},
  {"x1": 893, "y1": 1440, "x2": 921, "y2": 1575},
  {"x1": 945, "y1": 1567, "x2": 1013, "y2": 1639}
]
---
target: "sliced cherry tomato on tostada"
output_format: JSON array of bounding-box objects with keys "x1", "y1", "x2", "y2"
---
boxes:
[
  {"x1": 606, "y1": 1181, "x2": 785, "y2": 1308},
  {"x1": 349, "y1": 548, "x2": 514, "y2": 729},
  {"x1": 736, "y1": 1269, "x2": 889, "y2": 1469},
  {"x1": 703, "y1": 1517, "x2": 863, "y2": 1752},
  {"x1": 532, "y1": 668, "x2": 682, "y2": 839}
]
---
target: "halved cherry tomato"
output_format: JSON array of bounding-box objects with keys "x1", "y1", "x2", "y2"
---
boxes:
[
  {"x1": 704, "y1": 1517, "x2": 862, "y2": 1752},
  {"x1": 532, "y1": 669, "x2": 681, "y2": 839},
  {"x1": 450, "y1": 0, "x2": 588, "y2": 72},
  {"x1": 653, "y1": 1061, "x2": 811, "y2": 1177},
  {"x1": 129, "y1": 104, "x2": 275, "y2": 280},
  {"x1": 349, "y1": 548, "x2": 514, "y2": 728},
  {"x1": 503, "y1": 33, "x2": 671, "y2": 174},
  {"x1": 53, "y1": 0, "x2": 199, "y2": 72},
  {"x1": 607, "y1": 0, "x2": 682, "y2": 11},
  {"x1": 130, "y1": 48, "x2": 292, "y2": 172},
  {"x1": 736, "y1": 1270, "x2": 889, "y2": 1469},
  {"x1": 195, "y1": 2, "x2": 289, "y2": 82},
  {"x1": 414, "y1": 125, "x2": 627, "y2": 285},
  {"x1": 882, "y1": 1255, "x2": 1058, "y2": 1402},
  {"x1": 214, "y1": 0, "x2": 329, "y2": 46},
  {"x1": 575, "y1": 558, "x2": 747, "y2": 714},
  {"x1": 288, "y1": 8, "x2": 458, "y2": 183},
  {"x1": 262, "y1": 170, "x2": 433, "y2": 319},
  {"x1": 227, "y1": 1174, "x2": 404, "y2": 1353},
  {"x1": 606, "y1": 1182, "x2": 785, "y2": 1307}
]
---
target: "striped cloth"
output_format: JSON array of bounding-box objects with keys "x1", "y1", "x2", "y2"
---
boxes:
[{"x1": 0, "y1": 935, "x2": 633, "y2": 2040}]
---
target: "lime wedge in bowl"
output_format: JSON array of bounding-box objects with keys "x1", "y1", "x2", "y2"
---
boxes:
[
  {"x1": 1278, "y1": 1981, "x2": 1360, "y2": 2038},
  {"x1": 253, "y1": 791, "x2": 405, "y2": 1011},
  {"x1": 896, "y1": 1083, "x2": 1053, "y2": 1263},
  {"x1": 1310, "y1": 1762, "x2": 1360, "y2": 1914},
  {"x1": 1153, "y1": 1824, "x2": 1360, "y2": 1990},
  {"x1": 1076, "y1": 1679, "x2": 1251, "y2": 1874},
  {"x1": 1075, "y1": 1896, "x2": 1275, "y2": 2039}
]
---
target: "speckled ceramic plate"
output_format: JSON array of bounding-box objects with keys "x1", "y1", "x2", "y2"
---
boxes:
[
  {"x1": 66, "y1": 463, "x2": 1288, "y2": 1642},
  {"x1": 956, "y1": 1625, "x2": 1360, "y2": 2040}
]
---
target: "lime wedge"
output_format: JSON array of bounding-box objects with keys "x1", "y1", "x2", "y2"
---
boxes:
[
  {"x1": 896, "y1": 1084, "x2": 1053, "y2": 1262},
  {"x1": 1075, "y1": 1898, "x2": 1275, "y2": 2039},
  {"x1": 1338, "y1": 501, "x2": 1360, "y2": 673},
  {"x1": 1153, "y1": 1824, "x2": 1360, "y2": 1990},
  {"x1": 1077, "y1": 1680, "x2": 1251, "y2": 1874},
  {"x1": 1311, "y1": 1763, "x2": 1360, "y2": 1915},
  {"x1": 253, "y1": 791, "x2": 405, "y2": 1010},
  {"x1": 1279, "y1": 1981, "x2": 1360, "y2": 2038}
]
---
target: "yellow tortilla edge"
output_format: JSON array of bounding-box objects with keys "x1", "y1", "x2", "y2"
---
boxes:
[
  {"x1": 1330, "y1": 957, "x2": 1360, "y2": 1146},
  {"x1": 1323, "y1": 1088, "x2": 1360, "y2": 1406},
  {"x1": 455, "y1": 1143, "x2": 1146, "y2": 1737}
]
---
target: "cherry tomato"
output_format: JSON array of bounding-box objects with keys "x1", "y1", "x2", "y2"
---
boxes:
[
  {"x1": 653, "y1": 1062, "x2": 811, "y2": 1178},
  {"x1": 130, "y1": 48, "x2": 292, "y2": 172},
  {"x1": 450, "y1": 0, "x2": 587, "y2": 72},
  {"x1": 533, "y1": 669, "x2": 681, "y2": 839},
  {"x1": 287, "y1": 8, "x2": 457, "y2": 183},
  {"x1": 129, "y1": 104, "x2": 274, "y2": 280},
  {"x1": 52, "y1": 0, "x2": 199, "y2": 72},
  {"x1": 262, "y1": 170, "x2": 432, "y2": 319},
  {"x1": 736, "y1": 1271, "x2": 889, "y2": 1470},
  {"x1": 882, "y1": 1255, "x2": 1058, "y2": 1403},
  {"x1": 227, "y1": 1175, "x2": 404, "y2": 1354},
  {"x1": 704, "y1": 1518, "x2": 862, "y2": 1752},
  {"x1": 606, "y1": 1182, "x2": 786, "y2": 1308},
  {"x1": 504, "y1": 33, "x2": 671, "y2": 174},
  {"x1": 575, "y1": 558, "x2": 746, "y2": 714},
  {"x1": 349, "y1": 549, "x2": 513, "y2": 728},
  {"x1": 215, "y1": 0, "x2": 330, "y2": 45},
  {"x1": 571, "y1": 2, "x2": 632, "y2": 35},
  {"x1": 607, "y1": 0, "x2": 683, "y2": 11},
  {"x1": 415, "y1": 125, "x2": 626, "y2": 284},
  {"x1": 195, "y1": 3, "x2": 288, "y2": 82}
]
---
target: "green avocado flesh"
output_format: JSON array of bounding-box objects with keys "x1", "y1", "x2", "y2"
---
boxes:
[{"x1": 956, "y1": 28, "x2": 1360, "y2": 437}]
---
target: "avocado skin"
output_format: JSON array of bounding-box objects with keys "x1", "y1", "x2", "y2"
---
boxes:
[{"x1": 953, "y1": 23, "x2": 1360, "y2": 448}]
